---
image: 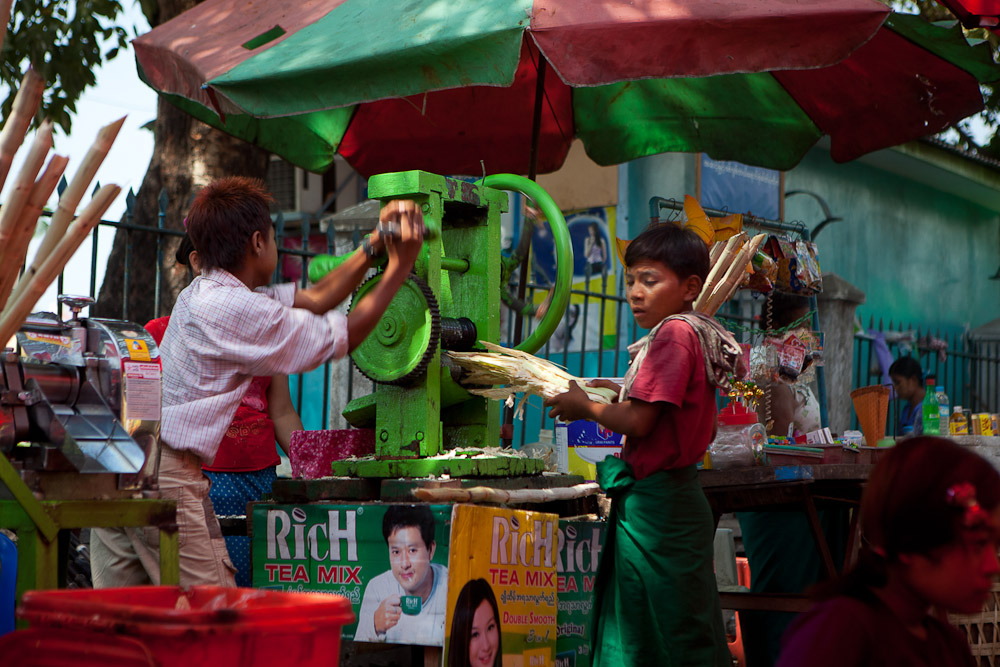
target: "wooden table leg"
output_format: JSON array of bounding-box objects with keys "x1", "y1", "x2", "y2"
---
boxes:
[
  {"x1": 843, "y1": 506, "x2": 861, "y2": 570},
  {"x1": 159, "y1": 528, "x2": 180, "y2": 586},
  {"x1": 802, "y1": 495, "x2": 837, "y2": 579}
]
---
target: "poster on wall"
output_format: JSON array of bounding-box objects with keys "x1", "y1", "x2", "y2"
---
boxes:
[
  {"x1": 530, "y1": 207, "x2": 619, "y2": 353},
  {"x1": 555, "y1": 519, "x2": 605, "y2": 667},
  {"x1": 700, "y1": 155, "x2": 781, "y2": 221},
  {"x1": 252, "y1": 503, "x2": 452, "y2": 646},
  {"x1": 446, "y1": 504, "x2": 559, "y2": 667}
]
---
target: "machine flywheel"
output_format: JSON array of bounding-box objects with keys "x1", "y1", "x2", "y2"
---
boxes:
[{"x1": 349, "y1": 273, "x2": 440, "y2": 386}]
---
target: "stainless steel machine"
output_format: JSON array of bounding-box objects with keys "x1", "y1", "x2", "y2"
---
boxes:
[
  {"x1": 1, "y1": 296, "x2": 161, "y2": 500},
  {"x1": 0, "y1": 296, "x2": 177, "y2": 601}
]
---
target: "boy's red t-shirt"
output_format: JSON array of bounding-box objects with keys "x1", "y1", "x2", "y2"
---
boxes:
[{"x1": 621, "y1": 319, "x2": 717, "y2": 481}]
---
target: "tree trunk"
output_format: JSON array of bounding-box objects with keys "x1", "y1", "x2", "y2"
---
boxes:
[{"x1": 92, "y1": 0, "x2": 269, "y2": 323}]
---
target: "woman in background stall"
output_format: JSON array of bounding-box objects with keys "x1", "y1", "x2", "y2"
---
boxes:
[{"x1": 778, "y1": 437, "x2": 1000, "y2": 666}]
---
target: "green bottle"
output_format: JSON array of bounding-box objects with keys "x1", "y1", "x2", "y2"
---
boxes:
[{"x1": 921, "y1": 379, "x2": 940, "y2": 435}]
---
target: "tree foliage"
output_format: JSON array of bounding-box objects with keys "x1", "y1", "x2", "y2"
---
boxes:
[
  {"x1": 898, "y1": 0, "x2": 1000, "y2": 158},
  {"x1": 1, "y1": 0, "x2": 132, "y2": 134}
]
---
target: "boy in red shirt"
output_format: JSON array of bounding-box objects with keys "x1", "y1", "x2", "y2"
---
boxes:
[{"x1": 545, "y1": 223, "x2": 742, "y2": 667}]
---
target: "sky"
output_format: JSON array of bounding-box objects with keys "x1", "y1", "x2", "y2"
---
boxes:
[{"x1": 2, "y1": 3, "x2": 156, "y2": 316}]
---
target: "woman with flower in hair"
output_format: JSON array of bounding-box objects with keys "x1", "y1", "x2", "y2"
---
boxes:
[{"x1": 778, "y1": 437, "x2": 1000, "y2": 667}]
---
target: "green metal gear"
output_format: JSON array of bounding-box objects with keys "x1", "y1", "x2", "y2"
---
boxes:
[{"x1": 349, "y1": 273, "x2": 440, "y2": 386}]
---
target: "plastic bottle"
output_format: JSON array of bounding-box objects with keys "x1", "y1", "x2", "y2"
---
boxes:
[
  {"x1": 921, "y1": 379, "x2": 940, "y2": 435},
  {"x1": 950, "y1": 406, "x2": 969, "y2": 435},
  {"x1": 935, "y1": 386, "x2": 950, "y2": 437},
  {"x1": 554, "y1": 420, "x2": 569, "y2": 474}
]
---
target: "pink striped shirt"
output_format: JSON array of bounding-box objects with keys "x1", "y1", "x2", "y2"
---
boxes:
[{"x1": 159, "y1": 269, "x2": 348, "y2": 461}]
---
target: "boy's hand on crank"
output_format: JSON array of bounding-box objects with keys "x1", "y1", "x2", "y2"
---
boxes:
[
  {"x1": 544, "y1": 381, "x2": 594, "y2": 422},
  {"x1": 380, "y1": 199, "x2": 425, "y2": 272}
]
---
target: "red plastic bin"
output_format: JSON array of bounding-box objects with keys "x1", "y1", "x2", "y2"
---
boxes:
[{"x1": 3, "y1": 586, "x2": 354, "y2": 667}]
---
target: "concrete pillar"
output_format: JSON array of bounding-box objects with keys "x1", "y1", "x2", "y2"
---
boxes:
[{"x1": 817, "y1": 273, "x2": 866, "y2": 434}]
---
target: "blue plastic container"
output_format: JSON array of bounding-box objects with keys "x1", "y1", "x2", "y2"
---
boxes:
[{"x1": 0, "y1": 531, "x2": 16, "y2": 636}]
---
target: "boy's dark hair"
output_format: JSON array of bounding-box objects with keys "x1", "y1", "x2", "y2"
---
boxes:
[
  {"x1": 185, "y1": 177, "x2": 274, "y2": 273},
  {"x1": 382, "y1": 505, "x2": 436, "y2": 549},
  {"x1": 175, "y1": 234, "x2": 195, "y2": 266},
  {"x1": 624, "y1": 222, "x2": 709, "y2": 283},
  {"x1": 888, "y1": 355, "x2": 923, "y2": 381}
]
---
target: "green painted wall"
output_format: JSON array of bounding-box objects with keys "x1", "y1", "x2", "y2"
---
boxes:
[
  {"x1": 785, "y1": 150, "x2": 999, "y2": 331},
  {"x1": 621, "y1": 147, "x2": 1000, "y2": 332}
]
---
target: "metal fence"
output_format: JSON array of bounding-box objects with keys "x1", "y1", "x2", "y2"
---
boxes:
[
  {"x1": 853, "y1": 316, "x2": 1000, "y2": 436},
  {"x1": 47, "y1": 190, "x2": 999, "y2": 442}
]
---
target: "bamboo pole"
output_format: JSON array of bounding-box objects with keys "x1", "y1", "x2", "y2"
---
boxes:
[
  {"x1": 8, "y1": 116, "x2": 125, "y2": 308},
  {"x1": 0, "y1": 185, "x2": 120, "y2": 345},
  {"x1": 0, "y1": 68, "x2": 46, "y2": 191},
  {"x1": 0, "y1": 154, "x2": 69, "y2": 311},
  {"x1": 694, "y1": 233, "x2": 745, "y2": 312},
  {"x1": 411, "y1": 482, "x2": 601, "y2": 504},
  {"x1": 0, "y1": 120, "x2": 53, "y2": 270}
]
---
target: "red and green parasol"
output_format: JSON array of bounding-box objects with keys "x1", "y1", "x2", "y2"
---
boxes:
[{"x1": 133, "y1": 0, "x2": 999, "y2": 176}]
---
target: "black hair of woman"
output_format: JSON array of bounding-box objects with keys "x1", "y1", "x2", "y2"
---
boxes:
[
  {"x1": 447, "y1": 578, "x2": 502, "y2": 667},
  {"x1": 818, "y1": 436, "x2": 1000, "y2": 606}
]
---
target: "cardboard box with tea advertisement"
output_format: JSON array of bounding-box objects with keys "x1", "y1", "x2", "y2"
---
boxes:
[
  {"x1": 252, "y1": 503, "x2": 451, "y2": 646},
  {"x1": 446, "y1": 504, "x2": 559, "y2": 667}
]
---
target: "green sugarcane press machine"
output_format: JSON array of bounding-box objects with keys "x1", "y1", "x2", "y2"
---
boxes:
[{"x1": 308, "y1": 171, "x2": 573, "y2": 479}]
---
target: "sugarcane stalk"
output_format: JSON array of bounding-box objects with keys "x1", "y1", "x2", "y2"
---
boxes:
[
  {"x1": 694, "y1": 233, "x2": 745, "y2": 312},
  {"x1": 8, "y1": 117, "x2": 125, "y2": 308},
  {"x1": 709, "y1": 240, "x2": 726, "y2": 266},
  {"x1": 412, "y1": 482, "x2": 601, "y2": 504},
  {"x1": 0, "y1": 120, "x2": 53, "y2": 278},
  {"x1": 700, "y1": 236, "x2": 763, "y2": 316},
  {"x1": 0, "y1": 185, "x2": 120, "y2": 345},
  {"x1": 0, "y1": 68, "x2": 46, "y2": 191},
  {"x1": 0, "y1": 154, "x2": 69, "y2": 312},
  {"x1": 712, "y1": 233, "x2": 768, "y2": 310}
]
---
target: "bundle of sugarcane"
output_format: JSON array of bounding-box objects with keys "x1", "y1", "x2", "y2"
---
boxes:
[
  {"x1": 446, "y1": 341, "x2": 618, "y2": 418},
  {"x1": 694, "y1": 232, "x2": 768, "y2": 316},
  {"x1": 0, "y1": 67, "x2": 124, "y2": 348}
]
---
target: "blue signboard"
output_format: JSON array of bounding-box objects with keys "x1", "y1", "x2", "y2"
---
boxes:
[{"x1": 701, "y1": 156, "x2": 781, "y2": 220}]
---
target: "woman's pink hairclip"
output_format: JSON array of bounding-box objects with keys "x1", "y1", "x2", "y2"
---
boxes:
[{"x1": 946, "y1": 482, "x2": 991, "y2": 529}]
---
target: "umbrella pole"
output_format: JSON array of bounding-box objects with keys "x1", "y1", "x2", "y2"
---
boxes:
[{"x1": 504, "y1": 54, "x2": 548, "y2": 448}]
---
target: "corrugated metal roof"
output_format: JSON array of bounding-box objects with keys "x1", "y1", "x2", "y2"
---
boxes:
[{"x1": 918, "y1": 136, "x2": 1000, "y2": 171}]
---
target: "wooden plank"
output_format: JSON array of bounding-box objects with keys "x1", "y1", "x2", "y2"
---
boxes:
[
  {"x1": 719, "y1": 592, "x2": 813, "y2": 614},
  {"x1": 330, "y1": 456, "x2": 545, "y2": 479},
  {"x1": 271, "y1": 477, "x2": 383, "y2": 503},
  {"x1": 380, "y1": 473, "x2": 586, "y2": 501}
]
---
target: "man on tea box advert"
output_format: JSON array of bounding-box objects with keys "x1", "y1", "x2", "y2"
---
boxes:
[{"x1": 355, "y1": 506, "x2": 448, "y2": 645}]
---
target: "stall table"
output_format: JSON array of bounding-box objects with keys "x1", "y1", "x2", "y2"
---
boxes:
[{"x1": 700, "y1": 463, "x2": 872, "y2": 613}]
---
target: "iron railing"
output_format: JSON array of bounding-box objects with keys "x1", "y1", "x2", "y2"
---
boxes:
[
  {"x1": 39, "y1": 187, "x2": 997, "y2": 442},
  {"x1": 853, "y1": 316, "x2": 1000, "y2": 436}
]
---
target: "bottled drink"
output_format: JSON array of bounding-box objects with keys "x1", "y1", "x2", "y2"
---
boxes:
[
  {"x1": 935, "y1": 386, "x2": 950, "y2": 437},
  {"x1": 950, "y1": 406, "x2": 969, "y2": 435},
  {"x1": 922, "y1": 379, "x2": 940, "y2": 435}
]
